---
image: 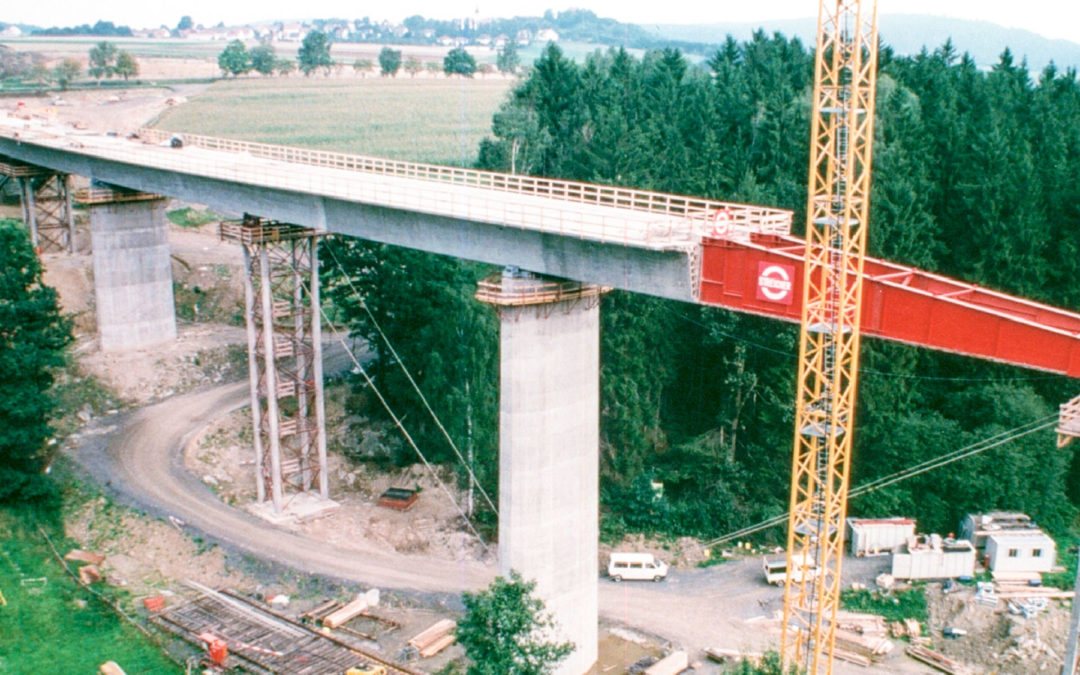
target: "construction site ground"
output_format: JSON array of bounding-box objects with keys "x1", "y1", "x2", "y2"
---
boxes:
[{"x1": 5, "y1": 81, "x2": 1077, "y2": 674}]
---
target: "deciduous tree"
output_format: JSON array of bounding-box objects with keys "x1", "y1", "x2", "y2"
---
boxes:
[
  {"x1": 217, "y1": 40, "x2": 250, "y2": 77},
  {"x1": 298, "y1": 30, "x2": 333, "y2": 76},
  {"x1": 249, "y1": 44, "x2": 276, "y2": 76},
  {"x1": 497, "y1": 40, "x2": 519, "y2": 74},
  {"x1": 403, "y1": 56, "x2": 423, "y2": 77},
  {"x1": 51, "y1": 58, "x2": 81, "y2": 89},
  {"x1": 87, "y1": 41, "x2": 117, "y2": 80},
  {"x1": 114, "y1": 50, "x2": 138, "y2": 80},
  {"x1": 456, "y1": 571, "x2": 573, "y2": 674},
  {"x1": 378, "y1": 47, "x2": 401, "y2": 77},
  {"x1": 443, "y1": 46, "x2": 477, "y2": 77}
]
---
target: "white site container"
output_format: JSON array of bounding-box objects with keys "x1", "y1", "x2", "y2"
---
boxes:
[
  {"x1": 985, "y1": 532, "x2": 1056, "y2": 574},
  {"x1": 847, "y1": 517, "x2": 916, "y2": 557},
  {"x1": 891, "y1": 537, "x2": 976, "y2": 580}
]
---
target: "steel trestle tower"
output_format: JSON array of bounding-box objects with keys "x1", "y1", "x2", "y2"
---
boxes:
[
  {"x1": 781, "y1": 1, "x2": 879, "y2": 672},
  {"x1": 222, "y1": 215, "x2": 329, "y2": 514}
]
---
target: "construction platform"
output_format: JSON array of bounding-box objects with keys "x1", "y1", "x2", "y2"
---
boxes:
[{"x1": 151, "y1": 585, "x2": 419, "y2": 675}]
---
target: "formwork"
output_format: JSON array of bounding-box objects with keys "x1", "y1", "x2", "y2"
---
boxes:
[{"x1": 150, "y1": 586, "x2": 419, "y2": 674}]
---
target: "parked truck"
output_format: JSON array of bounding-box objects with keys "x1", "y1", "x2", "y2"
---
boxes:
[{"x1": 762, "y1": 551, "x2": 817, "y2": 585}]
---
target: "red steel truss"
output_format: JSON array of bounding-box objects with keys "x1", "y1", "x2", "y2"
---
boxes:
[{"x1": 700, "y1": 233, "x2": 1080, "y2": 378}]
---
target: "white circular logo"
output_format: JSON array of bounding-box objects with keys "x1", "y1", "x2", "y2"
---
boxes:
[{"x1": 758, "y1": 265, "x2": 793, "y2": 302}]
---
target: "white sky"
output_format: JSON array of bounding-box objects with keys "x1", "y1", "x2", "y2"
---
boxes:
[{"x1": 3, "y1": 1, "x2": 1078, "y2": 43}]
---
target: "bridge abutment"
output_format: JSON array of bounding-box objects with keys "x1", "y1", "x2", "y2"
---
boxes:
[
  {"x1": 83, "y1": 190, "x2": 176, "y2": 352},
  {"x1": 477, "y1": 270, "x2": 605, "y2": 675}
]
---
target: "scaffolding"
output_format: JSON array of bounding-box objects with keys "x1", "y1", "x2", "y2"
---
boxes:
[
  {"x1": 221, "y1": 215, "x2": 328, "y2": 514},
  {"x1": 0, "y1": 157, "x2": 74, "y2": 253}
]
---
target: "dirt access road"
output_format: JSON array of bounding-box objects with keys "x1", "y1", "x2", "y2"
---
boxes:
[{"x1": 66, "y1": 376, "x2": 907, "y2": 672}]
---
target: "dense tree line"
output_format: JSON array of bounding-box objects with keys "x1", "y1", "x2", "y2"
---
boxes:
[
  {"x1": 0, "y1": 220, "x2": 71, "y2": 504},
  {"x1": 32, "y1": 20, "x2": 133, "y2": 37},
  {"x1": 331, "y1": 32, "x2": 1080, "y2": 543}
]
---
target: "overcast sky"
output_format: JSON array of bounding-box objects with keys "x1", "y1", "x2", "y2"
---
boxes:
[{"x1": 4, "y1": 1, "x2": 1078, "y2": 43}]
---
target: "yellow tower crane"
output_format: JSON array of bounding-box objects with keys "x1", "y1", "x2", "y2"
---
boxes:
[{"x1": 781, "y1": 1, "x2": 879, "y2": 672}]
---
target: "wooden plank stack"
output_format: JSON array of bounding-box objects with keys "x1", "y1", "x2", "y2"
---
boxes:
[
  {"x1": 906, "y1": 645, "x2": 969, "y2": 674},
  {"x1": 408, "y1": 619, "x2": 456, "y2": 658}
]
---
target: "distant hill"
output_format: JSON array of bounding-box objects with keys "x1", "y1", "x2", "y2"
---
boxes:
[{"x1": 647, "y1": 14, "x2": 1080, "y2": 73}]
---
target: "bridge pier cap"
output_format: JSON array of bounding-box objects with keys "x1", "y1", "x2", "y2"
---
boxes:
[{"x1": 477, "y1": 268, "x2": 606, "y2": 675}]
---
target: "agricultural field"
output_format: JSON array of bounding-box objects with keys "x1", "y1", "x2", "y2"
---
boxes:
[{"x1": 151, "y1": 76, "x2": 515, "y2": 165}]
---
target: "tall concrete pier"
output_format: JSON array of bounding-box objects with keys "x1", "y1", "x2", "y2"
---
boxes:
[
  {"x1": 82, "y1": 190, "x2": 176, "y2": 351},
  {"x1": 477, "y1": 270, "x2": 605, "y2": 675}
]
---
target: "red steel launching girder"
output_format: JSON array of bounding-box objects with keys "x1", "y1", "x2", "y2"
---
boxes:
[{"x1": 700, "y1": 234, "x2": 1080, "y2": 377}]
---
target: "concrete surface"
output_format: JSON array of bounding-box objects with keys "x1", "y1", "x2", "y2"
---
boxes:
[
  {"x1": 89, "y1": 198, "x2": 177, "y2": 351},
  {"x1": 493, "y1": 277, "x2": 601, "y2": 675}
]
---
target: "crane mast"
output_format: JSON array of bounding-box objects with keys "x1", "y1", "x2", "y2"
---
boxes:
[{"x1": 781, "y1": 1, "x2": 879, "y2": 672}]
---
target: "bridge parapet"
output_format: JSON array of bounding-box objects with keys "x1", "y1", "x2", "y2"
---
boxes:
[{"x1": 134, "y1": 127, "x2": 792, "y2": 244}]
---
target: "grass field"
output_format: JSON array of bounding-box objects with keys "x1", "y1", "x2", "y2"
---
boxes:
[
  {"x1": 152, "y1": 76, "x2": 515, "y2": 166},
  {"x1": 0, "y1": 504, "x2": 181, "y2": 673}
]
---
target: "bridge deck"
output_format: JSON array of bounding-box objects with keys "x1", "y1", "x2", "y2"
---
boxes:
[{"x1": 0, "y1": 117, "x2": 792, "y2": 254}]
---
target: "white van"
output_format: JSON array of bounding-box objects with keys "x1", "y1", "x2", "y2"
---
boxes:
[{"x1": 607, "y1": 552, "x2": 669, "y2": 582}]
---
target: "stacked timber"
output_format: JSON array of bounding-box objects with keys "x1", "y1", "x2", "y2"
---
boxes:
[
  {"x1": 906, "y1": 645, "x2": 970, "y2": 674},
  {"x1": 834, "y1": 611, "x2": 889, "y2": 635},
  {"x1": 323, "y1": 597, "x2": 371, "y2": 628},
  {"x1": 834, "y1": 628, "x2": 894, "y2": 658},
  {"x1": 408, "y1": 619, "x2": 456, "y2": 657}
]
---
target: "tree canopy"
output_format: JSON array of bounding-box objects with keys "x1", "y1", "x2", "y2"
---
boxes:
[
  {"x1": 114, "y1": 50, "x2": 138, "y2": 80},
  {"x1": 217, "y1": 40, "x2": 250, "y2": 77},
  {"x1": 0, "y1": 220, "x2": 71, "y2": 504},
  {"x1": 87, "y1": 41, "x2": 118, "y2": 80},
  {"x1": 332, "y1": 34, "x2": 1080, "y2": 546},
  {"x1": 443, "y1": 46, "x2": 478, "y2": 77},
  {"x1": 456, "y1": 571, "x2": 573, "y2": 674},
  {"x1": 298, "y1": 30, "x2": 333, "y2": 76},
  {"x1": 378, "y1": 47, "x2": 402, "y2": 76}
]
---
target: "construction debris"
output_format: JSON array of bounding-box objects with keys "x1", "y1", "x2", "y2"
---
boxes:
[
  {"x1": 832, "y1": 647, "x2": 872, "y2": 667},
  {"x1": 378, "y1": 488, "x2": 419, "y2": 511},
  {"x1": 889, "y1": 618, "x2": 921, "y2": 638},
  {"x1": 704, "y1": 647, "x2": 763, "y2": 664},
  {"x1": 65, "y1": 549, "x2": 106, "y2": 566},
  {"x1": 834, "y1": 628, "x2": 894, "y2": 658},
  {"x1": 99, "y1": 662, "x2": 126, "y2": 675},
  {"x1": 408, "y1": 618, "x2": 456, "y2": 658},
  {"x1": 643, "y1": 651, "x2": 688, "y2": 675},
  {"x1": 142, "y1": 596, "x2": 167, "y2": 613},
  {"x1": 78, "y1": 564, "x2": 103, "y2": 585},
  {"x1": 906, "y1": 645, "x2": 970, "y2": 674}
]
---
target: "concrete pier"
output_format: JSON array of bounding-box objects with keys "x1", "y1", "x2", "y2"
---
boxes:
[
  {"x1": 477, "y1": 271, "x2": 605, "y2": 675},
  {"x1": 86, "y1": 193, "x2": 176, "y2": 351}
]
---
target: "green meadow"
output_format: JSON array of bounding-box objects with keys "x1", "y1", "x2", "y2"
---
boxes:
[{"x1": 152, "y1": 76, "x2": 515, "y2": 165}]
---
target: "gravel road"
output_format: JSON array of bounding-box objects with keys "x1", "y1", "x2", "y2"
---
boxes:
[{"x1": 65, "y1": 376, "x2": 908, "y2": 672}]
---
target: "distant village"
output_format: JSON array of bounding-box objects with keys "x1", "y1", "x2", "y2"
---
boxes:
[{"x1": 0, "y1": 18, "x2": 562, "y2": 49}]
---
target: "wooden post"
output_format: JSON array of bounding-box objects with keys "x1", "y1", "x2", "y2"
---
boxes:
[{"x1": 259, "y1": 248, "x2": 284, "y2": 512}]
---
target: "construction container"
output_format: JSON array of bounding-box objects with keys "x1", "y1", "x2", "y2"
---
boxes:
[
  {"x1": 847, "y1": 517, "x2": 916, "y2": 557},
  {"x1": 985, "y1": 532, "x2": 1056, "y2": 574},
  {"x1": 891, "y1": 536, "x2": 976, "y2": 580}
]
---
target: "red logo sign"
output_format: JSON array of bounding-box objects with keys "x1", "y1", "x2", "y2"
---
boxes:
[{"x1": 756, "y1": 262, "x2": 795, "y2": 304}]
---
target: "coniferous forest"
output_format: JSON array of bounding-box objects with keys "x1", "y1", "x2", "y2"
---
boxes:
[{"x1": 326, "y1": 33, "x2": 1080, "y2": 544}]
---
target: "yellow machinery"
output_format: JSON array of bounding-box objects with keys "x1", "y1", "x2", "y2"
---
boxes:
[{"x1": 781, "y1": 0, "x2": 879, "y2": 672}]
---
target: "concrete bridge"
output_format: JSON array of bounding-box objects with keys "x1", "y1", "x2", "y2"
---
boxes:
[{"x1": 4, "y1": 115, "x2": 1080, "y2": 674}]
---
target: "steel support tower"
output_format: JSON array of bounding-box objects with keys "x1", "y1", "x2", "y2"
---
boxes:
[
  {"x1": 0, "y1": 158, "x2": 74, "y2": 253},
  {"x1": 781, "y1": 1, "x2": 879, "y2": 672},
  {"x1": 222, "y1": 215, "x2": 329, "y2": 514}
]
